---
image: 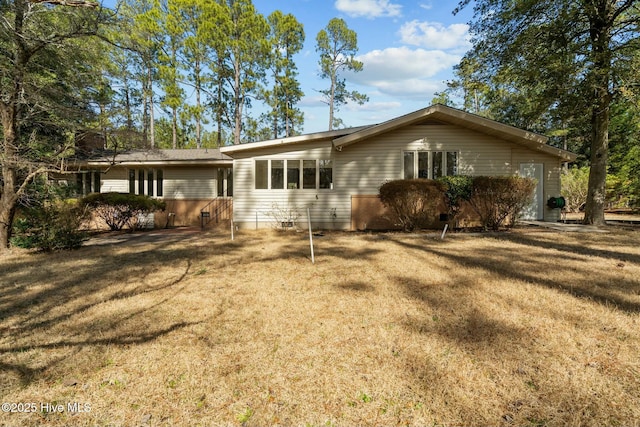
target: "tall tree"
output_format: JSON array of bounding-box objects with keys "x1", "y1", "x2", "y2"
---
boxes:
[
  {"x1": 455, "y1": 0, "x2": 640, "y2": 225},
  {"x1": 157, "y1": 0, "x2": 185, "y2": 148},
  {"x1": 315, "y1": 17, "x2": 368, "y2": 130},
  {"x1": 174, "y1": 0, "x2": 216, "y2": 148},
  {"x1": 0, "y1": 0, "x2": 112, "y2": 250},
  {"x1": 121, "y1": 0, "x2": 162, "y2": 148},
  {"x1": 217, "y1": 0, "x2": 269, "y2": 145},
  {"x1": 264, "y1": 10, "x2": 305, "y2": 138}
]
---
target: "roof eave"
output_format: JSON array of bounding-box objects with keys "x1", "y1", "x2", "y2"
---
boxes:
[
  {"x1": 220, "y1": 126, "x2": 370, "y2": 155},
  {"x1": 333, "y1": 104, "x2": 578, "y2": 162},
  {"x1": 85, "y1": 159, "x2": 233, "y2": 167}
]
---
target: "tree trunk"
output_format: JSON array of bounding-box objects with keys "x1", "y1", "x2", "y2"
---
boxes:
[
  {"x1": 233, "y1": 59, "x2": 242, "y2": 145},
  {"x1": 172, "y1": 106, "x2": 178, "y2": 149},
  {"x1": 328, "y1": 71, "x2": 335, "y2": 131},
  {"x1": 583, "y1": 96, "x2": 609, "y2": 225},
  {"x1": 195, "y1": 58, "x2": 201, "y2": 149},
  {"x1": 0, "y1": 103, "x2": 20, "y2": 251},
  {"x1": 216, "y1": 56, "x2": 224, "y2": 147},
  {"x1": 583, "y1": 4, "x2": 612, "y2": 226},
  {"x1": 148, "y1": 64, "x2": 155, "y2": 149}
]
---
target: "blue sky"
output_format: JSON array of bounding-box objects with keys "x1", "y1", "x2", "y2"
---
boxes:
[{"x1": 252, "y1": 0, "x2": 474, "y2": 134}]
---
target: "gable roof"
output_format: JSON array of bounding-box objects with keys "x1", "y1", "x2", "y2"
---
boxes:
[{"x1": 333, "y1": 104, "x2": 577, "y2": 161}]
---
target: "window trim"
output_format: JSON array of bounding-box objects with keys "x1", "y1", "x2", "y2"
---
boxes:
[
  {"x1": 128, "y1": 168, "x2": 164, "y2": 198},
  {"x1": 403, "y1": 150, "x2": 459, "y2": 179},
  {"x1": 255, "y1": 159, "x2": 333, "y2": 190}
]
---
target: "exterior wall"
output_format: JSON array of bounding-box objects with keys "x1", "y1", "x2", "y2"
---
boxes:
[
  {"x1": 231, "y1": 140, "x2": 348, "y2": 230},
  {"x1": 228, "y1": 123, "x2": 567, "y2": 230},
  {"x1": 336, "y1": 124, "x2": 516, "y2": 196},
  {"x1": 164, "y1": 167, "x2": 217, "y2": 199},
  {"x1": 339, "y1": 124, "x2": 564, "y2": 227},
  {"x1": 156, "y1": 198, "x2": 232, "y2": 227},
  {"x1": 511, "y1": 148, "x2": 564, "y2": 222},
  {"x1": 351, "y1": 195, "x2": 398, "y2": 230},
  {"x1": 100, "y1": 166, "x2": 224, "y2": 200},
  {"x1": 96, "y1": 165, "x2": 230, "y2": 227},
  {"x1": 100, "y1": 168, "x2": 128, "y2": 192}
]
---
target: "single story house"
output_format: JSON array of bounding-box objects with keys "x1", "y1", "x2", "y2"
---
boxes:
[
  {"x1": 71, "y1": 105, "x2": 577, "y2": 230},
  {"x1": 68, "y1": 148, "x2": 233, "y2": 227},
  {"x1": 220, "y1": 104, "x2": 577, "y2": 230}
]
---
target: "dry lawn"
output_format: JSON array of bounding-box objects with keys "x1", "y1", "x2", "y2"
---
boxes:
[{"x1": 1, "y1": 226, "x2": 639, "y2": 427}]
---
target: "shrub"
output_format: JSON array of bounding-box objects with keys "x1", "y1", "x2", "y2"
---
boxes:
[
  {"x1": 379, "y1": 179, "x2": 445, "y2": 232},
  {"x1": 467, "y1": 176, "x2": 536, "y2": 230},
  {"x1": 438, "y1": 175, "x2": 473, "y2": 224},
  {"x1": 81, "y1": 192, "x2": 166, "y2": 231},
  {"x1": 11, "y1": 200, "x2": 89, "y2": 251},
  {"x1": 265, "y1": 202, "x2": 300, "y2": 230},
  {"x1": 561, "y1": 166, "x2": 589, "y2": 212}
]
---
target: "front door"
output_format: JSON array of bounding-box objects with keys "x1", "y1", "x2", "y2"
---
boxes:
[{"x1": 519, "y1": 163, "x2": 544, "y2": 220}]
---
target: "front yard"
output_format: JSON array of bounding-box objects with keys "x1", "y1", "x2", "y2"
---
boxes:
[{"x1": 1, "y1": 227, "x2": 639, "y2": 426}]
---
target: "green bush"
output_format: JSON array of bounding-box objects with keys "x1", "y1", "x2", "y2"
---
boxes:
[
  {"x1": 11, "y1": 200, "x2": 89, "y2": 251},
  {"x1": 561, "y1": 166, "x2": 589, "y2": 212},
  {"x1": 438, "y1": 175, "x2": 473, "y2": 224},
  {"x1": 81, "y1": 192, "x2": 166, "y2": 231},
  {"x1": 468, "y1": 176, "x2": 536, "y2": 230},
  {"x1": 379, "y1": 179, "x2": 445, "y2": 232}
]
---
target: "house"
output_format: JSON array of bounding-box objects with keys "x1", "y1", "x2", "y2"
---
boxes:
[
  {"x1": 220, "y1": 104, "x2": 577, "y2": 230},
  {"x1": 69, "y1": 148, "x2": 233, "y2": 227},
  {"x1": 72, "y1": 105, "x2": 577, "y2": 230}
]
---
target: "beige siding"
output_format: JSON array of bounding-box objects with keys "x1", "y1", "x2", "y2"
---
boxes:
[
  {"x1": 99, "y1": 166, "x2": 226, "y2": 201},
  {"x1": 512, "y1": 148, "x2": 564, "y2": 221},
  {"x1": 231, "y1": 141, "x2": 349, "y2": 229},
  {"x1": 230, "y1": 123, "x2": 567, "y2": 229},
  {"x1": 164, "y1": 167, "x2": 217, "y2": 199},
  {"x1": 336, "y1": 124, "x2": 518, "y2": 196},
  {"x1": 101, "y1": 168, "x2": 128, "y2": 193}
]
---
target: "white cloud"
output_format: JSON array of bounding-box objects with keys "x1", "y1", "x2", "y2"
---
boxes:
[
  {"x1": 419, "y1": 2, "x2": 433, "y2": 10},
  {"x1": 352, "y1": 47, "x2": 461, "y2": 80},
  {"x1": 345, "y1": 47, "x2": 459, "y2": 98},
  {"x1": 399, "y1": 20, "x2": 470, "y2": 49},
  {"x1": 334, "y1": 0, "x2": 402, "y2": 19}
]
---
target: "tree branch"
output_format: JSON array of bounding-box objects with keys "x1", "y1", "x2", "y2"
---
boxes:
[{"x1": 28, "y1": 0, "x2": 98, "y2": 7}]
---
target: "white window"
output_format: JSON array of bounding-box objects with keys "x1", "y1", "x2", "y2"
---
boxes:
[
  {"x1": 255, "y1": 159, "x2": 333, "y2": 190},
  {"x1": 128, "y1": 168, "x2": 163, "y2": 197},
  {"x1": 403, "y1": 151, "x2": 458, "y2": 179},
  {"x1": 77, "y1": 171, "x2": 101, "y2": 195}
]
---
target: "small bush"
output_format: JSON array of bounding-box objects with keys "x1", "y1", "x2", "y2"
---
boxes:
[
  {"x1": 265, "y1": 202, "x2": 300, "y2": 230},
  {"x1": 82, "y1": 192, "x2": 166, "y2": 231},
  {"x1": 379, "y1": 179, "x2": 445, "y2": 232},
  {"x1": 11, "y1": 201, "x2": 89, "y2": 251},
  {"x1": 468, "y1": 176, "x2": 536, "y2": 230},
  {"x1": 561, "y1": 166, "x2": 589, "y2": 212},
  {"x1": 438, "y1": 175, "x2": 473, "y2": 224}
]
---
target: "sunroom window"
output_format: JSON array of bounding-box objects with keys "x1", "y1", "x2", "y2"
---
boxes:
[{"x1": 255, "y1": 159, "x2": 333, "y2": 190}]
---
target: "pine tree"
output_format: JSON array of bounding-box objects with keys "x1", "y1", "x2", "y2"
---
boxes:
[{"x1": 316, "y1": 17, "x2": 368, "y2": 130}]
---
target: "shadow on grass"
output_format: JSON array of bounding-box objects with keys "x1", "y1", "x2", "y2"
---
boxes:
[
  {"x1": 0, "y1": 229, "x2": 382, "y2": 392},
  {"x1": 334, "y1": 281, "x2": 376, "y2": 292},
  {"x1": 0, "y1": 321, "x2": 199, "y2": 387},
  {"x1": 390, "y1": 232, "x2": 640, "y2": 426},
  {"x1": 385, "y1": 233, "x2": 640, "y2": 313}
]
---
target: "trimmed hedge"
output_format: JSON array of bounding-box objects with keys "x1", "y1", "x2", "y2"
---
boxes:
[
  {"x1": 81, "y1": 192, "x2": 166, "y2": 231},
  {"x1": 468, "y1": 176, "x2": 536, "y2": 230},
  {"x1": 379, "y1": 176, "x2": 536, "y2": 232},
  {"x1": 379, "y1": 179, "x2": 445, "y2": 231}
]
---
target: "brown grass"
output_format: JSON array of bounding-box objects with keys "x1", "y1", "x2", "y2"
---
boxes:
[{"x1": 1, "y1": 226, "x2": 640, "y2": 426}]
